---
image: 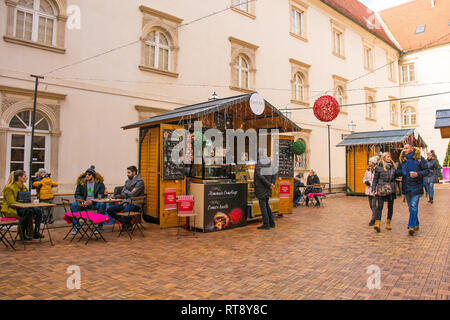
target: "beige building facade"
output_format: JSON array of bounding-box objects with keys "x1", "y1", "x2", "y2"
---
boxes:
[{"x1": 0, "y1": 0, "x2": 405, "y2": 193}]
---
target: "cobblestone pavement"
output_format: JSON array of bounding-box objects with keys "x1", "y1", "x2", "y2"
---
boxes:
[{"x1": 0, "y1": 185, "x2": 449, "y2": 300}]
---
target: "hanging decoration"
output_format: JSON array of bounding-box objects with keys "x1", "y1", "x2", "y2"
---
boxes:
[
  {"x1": 292, "y1": 140, "x2": 306, "y2": 155},
  {"x1": 313, "y1": 95, "x2": 340, "y2": 122}
]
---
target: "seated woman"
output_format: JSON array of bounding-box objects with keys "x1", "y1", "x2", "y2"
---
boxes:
[
  {"x1": 305, "y1": 170, "x2": 322, "y2": 207},
  {"x1": 1, "y1": 170, "x2": 44, "y2": 240}
]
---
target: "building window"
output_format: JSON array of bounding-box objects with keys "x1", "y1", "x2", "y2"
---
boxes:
[
  {"x1": 290, "y1": 58, "x2": 310, "y2": 106},
  {"x1": 333, "y1": 30, "x2": 344, "y2": 56},
  {"x1": 333, "y1": 74, "x2": 348, "y2": 113},
  {"x1": 14, "y1": 0, "x2": 57, "y2": 46},
  {"x1": 366, "y1": 96, "x2": 376, "y2": 120},
  {"x1": 364, "y1": 46, "x2": 373, "y2": 70},
  {"x1": 294, "y1": 73, "x2": 305, "y2": 102},
  {"x1": 229, "y1": 37, "x2": 258, "y2": 93},
  {"x1": 291, "y1": 9, "x2": 303, "y2": 36},
  {"x1": 388, "y1": 60, "x2": 396, "y2": 82},
  {"x1": 144, "y1": 31, "x2": 170, "y2": 71},
  {"x1": 289, "y1": 0, "x2": 308, "y2": 41},
  {"x1": 233, "y1": 0, "x2": 250, "y2": 13},
  {"x1": 234, "y1": 55, "x2": 250, "y2": 89},
  {"x1": 231, "y1": 0, "x2": 255, "y2": 18},
  {"x1": 401, "y1": 63, "x2": 416, "y2": 83},
  {"x1": 402, "y1": 107, "x2": 417, "y2": 126},
  {"x1": 390, "y1": 103, "x2": 398, "y2": 125},
  {"x1": 6, "y1": 110, "x2": 51, "y2": 176}
]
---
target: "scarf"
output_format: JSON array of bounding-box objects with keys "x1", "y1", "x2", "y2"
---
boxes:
[{"x1": 402, "y1": 150, "x2": 416, "y2": 176}]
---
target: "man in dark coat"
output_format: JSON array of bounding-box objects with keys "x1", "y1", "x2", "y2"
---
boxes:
[
  {"x1": 397, "y1": 143, "x2": 429, "y2": 236},
  {"x1": 70, "y1": 165, "x2": 107, "y2": 234},
  {"x1": 254, "y1": 158, "x2": 276, "y2": 230},
  {"x1": 107, "y1": 166, "x2": 145, "y2": 230}
]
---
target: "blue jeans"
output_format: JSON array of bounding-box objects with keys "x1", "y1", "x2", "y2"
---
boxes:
[
  {"x1": 425, "y1": 182, "x2": 434, "y2": 199},
  {"x1": 405, "y1": 194, "x2": 420, "y2": 229},
  {"x1": 70, "y1": 201, "x2": 106, "y2": 227},
  {"x1": 294, "y1": 194, "x2": 302, "y2": 205}
]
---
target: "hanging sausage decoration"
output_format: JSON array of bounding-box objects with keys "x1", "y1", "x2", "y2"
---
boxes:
[{"x1": 313, "y1": 95, "x2": 340, "y2": 122}]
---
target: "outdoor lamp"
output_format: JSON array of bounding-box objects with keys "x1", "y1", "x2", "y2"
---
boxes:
[{"x1": 209, "y1": 91, "x2": 219, "y2": 101}]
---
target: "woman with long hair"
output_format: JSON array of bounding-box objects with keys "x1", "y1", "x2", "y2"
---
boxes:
[
  {"x1": 371, "y1": 152, "x2": 398, "y2": 232},
  {"x1": 363, "y1": 156, "x2": 378, "y2": 226},
  {"x1": 424, "y1": 151, "x2": 438, "y2": 203}
]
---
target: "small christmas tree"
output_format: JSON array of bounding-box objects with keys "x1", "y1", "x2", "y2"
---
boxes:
[{"x1": 444, "y1": 141, "x2": 450, "y2": 167}]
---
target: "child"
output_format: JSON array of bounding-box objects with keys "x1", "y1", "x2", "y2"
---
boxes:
[{"x1": 33, "y1": 172, "x2": 58, "y2": 224}]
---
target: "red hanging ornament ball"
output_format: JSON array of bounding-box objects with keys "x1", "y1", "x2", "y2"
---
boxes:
[{"x1": 313, "y1": 95, "x2": 340, "y2": 122}]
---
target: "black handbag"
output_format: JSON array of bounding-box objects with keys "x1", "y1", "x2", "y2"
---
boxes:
[{"x1": 17, "y1": 191, "x2": 31, "y2": 203}]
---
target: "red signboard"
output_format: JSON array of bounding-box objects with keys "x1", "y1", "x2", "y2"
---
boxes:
[
  {"x1": 280, "y1": 182, "x2": 291, "y2": 199},
  {"x1": 164, "y1": 188, "x2": 177, "y2": 210},
  {"x1": 178, "y1": 195, "x2": 194, "y2": 216}
]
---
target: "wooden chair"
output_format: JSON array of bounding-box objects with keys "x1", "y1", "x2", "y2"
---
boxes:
[{"x1": 117, "y1": 196, "x2": 146, "y2": 240}]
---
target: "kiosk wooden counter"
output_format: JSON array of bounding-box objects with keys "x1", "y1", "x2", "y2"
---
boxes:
[{"x1": 123, "y1": 93, "x2": 301, "y2": 229}]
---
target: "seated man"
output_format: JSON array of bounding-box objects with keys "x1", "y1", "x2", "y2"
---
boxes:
[
  {"x1": 70, "y1": 166, "x2": 106, "y2": 234},
  {"x1": 107, "y1": 166, "x2": 145, "y2": 230},
  {"x1": 1, "y1": 170, "x2": 44, "y2": 240}
]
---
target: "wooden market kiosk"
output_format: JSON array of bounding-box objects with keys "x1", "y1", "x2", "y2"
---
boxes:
[
  {"x1": 123, "y1": 93, "x2": 301, "y2": 230},
  {"x1": 337, "y1": 129, "x2": 427, "y2": 196}
]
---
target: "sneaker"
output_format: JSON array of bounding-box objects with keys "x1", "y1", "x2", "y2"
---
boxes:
[
  {"x1": 368, "y1": 220, "x2": 375, "y2": 226},
  {"x1": 71, "y1": 227, "x2": 78, "y2": 235},
  {"x1": 33, "y1": 233, "x2": 44, "y2": 239},
  {"x1": 257, "y1": 225, "x2": 270, "y2": 230}
]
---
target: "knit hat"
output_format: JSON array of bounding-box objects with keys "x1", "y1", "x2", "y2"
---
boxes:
[
  {"x1": 369, "y1": 156, "x2": 379, "y2": 164},
  {"x1": 85, "y1": 165, "x2": 96, "y2": 176},
  {"x1": 38, "y1": 168, "x2": 47, "y2": 174}
]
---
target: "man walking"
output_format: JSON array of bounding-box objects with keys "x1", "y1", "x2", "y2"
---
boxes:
[
  {"x1": 254, "y1": 157, "x2": 276, "y2": 230},
  {"x1": 397, "y1": 143, "x2": 429, "y2": 236},
  {"x1": 107, "y1": 166, "x2": 145, "y2": 230}
]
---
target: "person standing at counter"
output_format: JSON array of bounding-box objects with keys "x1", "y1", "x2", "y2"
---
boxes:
[{"x1": 254, "y1": 157, "x2": 276, "y2": 230}]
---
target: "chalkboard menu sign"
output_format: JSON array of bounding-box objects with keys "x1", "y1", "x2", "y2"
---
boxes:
[
  {"x1": 162, "y1": 129, "x2": 185, "y2": 181},
  {"x1": 277, "y1": 139, "x2": 294, "y2": 178}
]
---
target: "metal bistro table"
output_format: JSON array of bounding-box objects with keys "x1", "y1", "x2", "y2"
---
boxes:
[{"x1": 11, "y1": 202, "x2": 57, "y2": 246}]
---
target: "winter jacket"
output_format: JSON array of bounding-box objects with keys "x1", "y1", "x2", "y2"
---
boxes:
[
  {"x1": 424, "y1": 158, "x2": 438, "y2": 184},
  {"x1": 306, "y1": 175, "x2": 322, "y2": 194},
  {"x1": 363, "y1": 169, "x2": 376, "y2": 196},
  {"x1": 396, "y1": 148, "x2": 429, "y2": 196},
  {"x1": 254, "y1": 160, "x2": 276, "y2": 199},
  {"x1": 33, "y1": 177, "x2": 58, "y2": 200},
  {"x1": 294, "y1": 179, "x2": 305, "y2": 198},
  {"x1": 74, "y1": 172, "x2": 106, "y2": 201},
  {"x1": 1, "y1": 182, "x2": 28, "y2": 217},
  {"x1": 372, "y1": 162, "x2": 398, "y2": 197},
  {"x1": 119, "y1": 174, "x2": 145, "y2": 201}
]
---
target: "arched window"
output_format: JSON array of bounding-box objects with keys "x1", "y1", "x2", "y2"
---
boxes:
[
  {"x1": 7, "y1": 110, "x2": 51, "y2": 176},
  {"x1": 145, "y1": 30, "x2": 171, "y2": 71},
  {"x1": 294, "y1": 73, "x2": 305, "y2": 102},
  {"x1": 234, "y1": 55, "x2": 250, "y2": 89},
  {"x1": 15, "y1": 0, "x2": 58, "y2": 45},
  {"x1": 366, "y1": 96, "x2": 376, "y2": 120},
  {"x1": 402, "y1": 107, "x2": 417, "y2": 126}
]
